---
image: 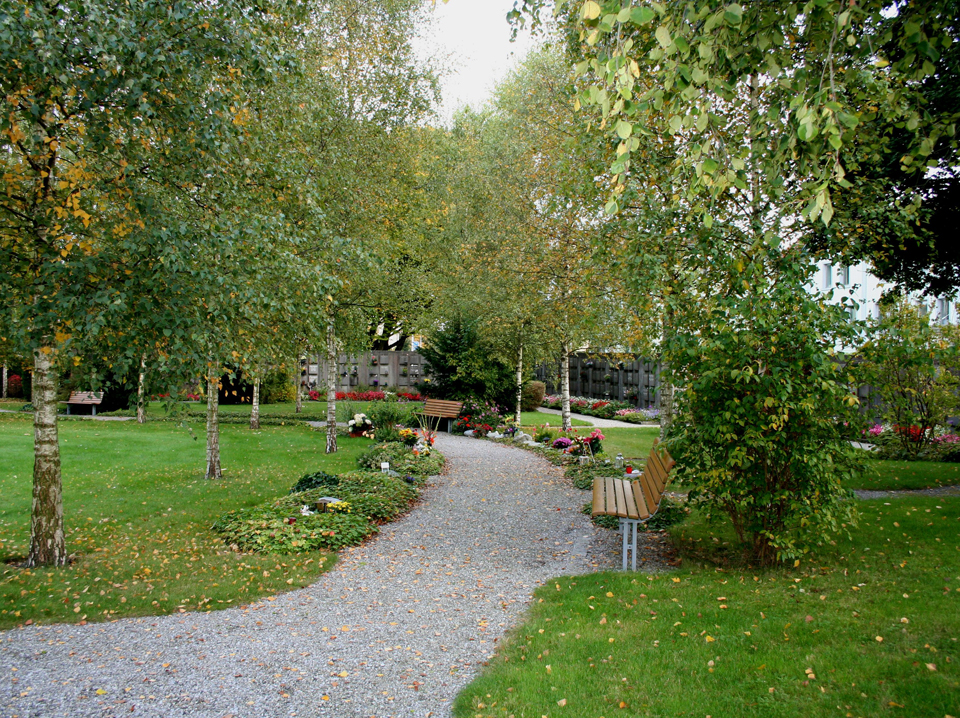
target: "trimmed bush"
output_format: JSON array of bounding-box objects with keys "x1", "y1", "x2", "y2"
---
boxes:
[
  {"x1": 290, "y1": 470, "x2": 340, "y2": 494},
  {"x1": 520, "y1": 381, "x2": 546, "y2": 412}
]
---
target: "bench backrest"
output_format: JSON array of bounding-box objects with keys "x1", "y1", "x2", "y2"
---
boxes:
[
  {"x1": 67, "y1": 391, "x2": 103, "y2": 404},
  {"x1": 422, "y1": 399, "x2": 463, "y2": 418},
  {"x1": 593, "y1": 439, "x2": 675, "y2": 520}
]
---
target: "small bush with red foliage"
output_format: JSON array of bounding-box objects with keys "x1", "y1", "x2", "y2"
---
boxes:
[
  {"x1": 894, "y1": 424, "x2": 931, "y2": 443},
  {"x1": 7, "y1": 374, "x2": 22, "y2": 398},
  {"x1": 308, "y1": 390, "x2": 321, "y2": 401},
  {"x1": 397, "y1": 392, "x2": 423, "y2": 402}
]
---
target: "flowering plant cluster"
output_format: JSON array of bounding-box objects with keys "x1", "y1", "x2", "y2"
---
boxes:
[
  {"x1": 552, "y1": 437, "x2": 573, "y2": 450},
  {"x1": 541, "y1": 394, "x2": 639, "y2": 420},
  {"x1": 347, "y1": 413, "x2": 374, "y2": 437},
  {"x1": 308, "y1": 389, "x2": 322, "y2": 401},
  {"x1": 397, "y1": 391, "x2": 423, "y2": 401},
  {"x1": 336, "y1": 391, "x2": 386, "y2": 401},
  {"x1": 453, "y1": 398, "x2": 503, "y2": 437},
  {"x1": 398, "y1": 428, "x2": 419, "y2": 446}
]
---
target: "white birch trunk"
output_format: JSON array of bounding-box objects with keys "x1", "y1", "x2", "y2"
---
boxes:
[
  {"x1": 294, "y1": 363, "x2": 303, "y2": 414},
  {"x1": 136, "y1": 353, "x2": 147, "y2": 424},
  {"x1": 2, "y1": 365, "x2": 7, "y2": 399},
  {"x1": 250, "y1": 377, "x2": 261, "y2": 430},
  {"x1": 560, "y1": 342, "x2": 572, "y2": 431},
  {"x1": 205, "y1": 372, "x2": 222, "y2": 480},
  {"x1": 325, "y1": 317, "x2": 338, "y2": 454},
  {"x1": 515, "y1": 341, "x2": 523, "y2": 425},
  {"x1": 659, "y1": 303, "x2": 675, "y2": 440},
  {"x1": 26, "y1": 347, "x2": 66, "y2": 567}
]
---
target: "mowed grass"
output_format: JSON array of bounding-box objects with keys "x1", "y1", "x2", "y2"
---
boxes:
[
  {"x1": 455, "y1": 496, "x2": 960, "y2": 718},
  {"x1": 848, "y1": 459, "x2": 960, "y2": 491},
  {"x1": 519, "y1": 411, "x2": 590, "y2": 428},
  {"x1": 0, "y1": 413, "x2": 372, "y2": 629}
]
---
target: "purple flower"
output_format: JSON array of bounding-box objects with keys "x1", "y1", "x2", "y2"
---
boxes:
[{"x1": 552, "y1": 437, "x2": 573, "y2": 449}]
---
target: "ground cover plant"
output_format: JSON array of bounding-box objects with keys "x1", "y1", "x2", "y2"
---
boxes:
[
  {"x1": 0, "y1": 414, "x2": 370, "y2": 629},
  {"x1": 454, "y1": 496, "x2": 960, "y2": 718},
  {"x1": 358, "y1": 440, "x2": 445, "y2": 478}
]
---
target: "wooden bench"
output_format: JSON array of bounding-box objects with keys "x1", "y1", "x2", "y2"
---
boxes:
[
  {"x1": 592, "y1": 439, "x2": 676, "y2": 570},
  {"x1": 63, "y1": 391, "x2": 103, "y2": 416},
  {"x1": 420, "y1": 399, "x2": 463, "y2": 433}
]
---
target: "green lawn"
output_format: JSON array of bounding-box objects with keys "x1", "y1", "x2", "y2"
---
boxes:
[
  {"x1": 847, "y1": 459, "x2": 960, "y2": 491},
  {"x1": 0, "y1": 413, "x2": 373, "y2": 629},
  {"x1": 597, "y1": 427, "x2": 660, "y2": 461},
  {"x1": 455, "y1": 496, "x2": 960, "y2": 718},
  {"x1": 518, "y1": 410, "x2": 590, "y2": 428}
]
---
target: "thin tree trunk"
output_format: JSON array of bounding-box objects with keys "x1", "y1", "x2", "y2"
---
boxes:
[
  {"x1": 560, "y1": 342, "x2": 572, "y2": 431},
  {"x1": 205, "y1": 371, "x2": 222, "y2": 480},
  {"x1": 136, "y1": 353, "x2": 147, "y2": 424},
  {"x1": 26, "y1": 347, "x2": 66, "y2": 567},
  {"x1": 515, "y1": 340, "x2": 524, "y2": 425},
  {"x1": 659, "y1": 303, "x2": 675, "y2": 440},
  {"x1": 294, "y1": 355, "x2": 303, "y2": 414},
  {"x1": 325, "y1": 318, "x2": 338, "y2": 454},
  {"x1": 250, "y1": 377, "x2": 260, "y2": 430},
  {"x1": 2, "y1": 364, "x2": 7, "y2": 398}
]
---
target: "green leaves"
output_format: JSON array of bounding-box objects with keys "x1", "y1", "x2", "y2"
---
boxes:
[
  {"x1": 629, "y1": 6, "x2": 656, "y2": 26},
  {"x1": 655, "y1": 25, "x2": 672, "y2": 49}
]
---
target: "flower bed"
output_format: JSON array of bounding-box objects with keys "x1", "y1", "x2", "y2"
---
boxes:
[{"x1": 542, "y1": 395, "x2": 657, "y2": 421}]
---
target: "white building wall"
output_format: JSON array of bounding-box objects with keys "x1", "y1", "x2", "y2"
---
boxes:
[{"x1": 809, "y1": 260, "x2": 956, "y2": 325}]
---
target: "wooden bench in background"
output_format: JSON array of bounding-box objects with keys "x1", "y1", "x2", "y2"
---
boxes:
[
  {"x1": 420, "y1": 399, "x2": 463, "y2": 433},
  {"x1": 63, "y1": 391, "x2": 103, "y2": 416},
  {"x1": 592, "y1": 439, "x2": 676, "y2": 570}
]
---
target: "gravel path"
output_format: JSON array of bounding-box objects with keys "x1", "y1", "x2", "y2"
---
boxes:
[
  {"x1": 536, "y1": 407, "x2": 655, "y2": 429},
  {"x1": 0, "y1": 434, "x2": 670, "y2": 718}
]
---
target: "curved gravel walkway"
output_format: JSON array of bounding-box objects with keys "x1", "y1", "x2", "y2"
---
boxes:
[{"x1": 0, "y1": 434, "x2": 668, "y2": 718}]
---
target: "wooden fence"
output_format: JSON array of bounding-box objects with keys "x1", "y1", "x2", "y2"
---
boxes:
[{"x1": 304, "y1": 350, "x2": 428, "y2": 393}]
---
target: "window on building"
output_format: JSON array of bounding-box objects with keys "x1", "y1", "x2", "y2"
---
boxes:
[
  {"x1": 938, "y1": 297, "x2": 951, "y2": 325},
  {"x1": 822, "y1": 263, "x2": 832, "y2": 289},
  {"x1": 839, "y1": 265, "x2": 850, "y2": 285}
]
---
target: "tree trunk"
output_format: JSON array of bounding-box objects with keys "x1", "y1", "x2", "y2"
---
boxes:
[
  {"x1": 2, "y1": 364, "x2": 7, "y2": 398},
  {"x1": 560, "y1": 342, "x2": 572, "y2": 431},
  {"x1": 294, "y1": 358, "x2": 303, "y2": 414},
  {"x1": 205, "y1": 372, "x2": 222, "y2": 480},
  {"x1": 136, "y1": 353, "x2": 147, "y2": 424},
  {"x1": 515, "y1": 341, "x2": 524, "y2": 425},
  {"x1": 659, "y1": 303, "x2": 675, "y2": 440},
  {"x1": 325, "y1": 317, "x2": 338, "y2": 454},
  {"x1": 250, "y1": 377, "x2": 261, "y2": 430},
  {"x1": 26, "y1": 347, "x2": 66, "y2": 567}
]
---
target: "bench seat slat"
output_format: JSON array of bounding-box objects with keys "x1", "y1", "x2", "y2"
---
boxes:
[
  {"x1": 631, "y1": 480, "x2": 651, "y2": 519},
  {"x1": 614, "y1": 478, "x2": 629, "y2": 518},
  {"x1": 604, "y1": 476, "x2": 616, "y2": 515},
  {"x1": 592, "y1": 477, "x2": 605, "y2": 517},
  {"x1": 421, "y1": 399, "x2": 463, "y2": 419},
  {"x1": 623, "y1": 481, "x2": 640, "y2": 519}
]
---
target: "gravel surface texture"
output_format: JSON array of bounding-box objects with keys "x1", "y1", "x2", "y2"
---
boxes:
[
  {"x1": 853, "y1": 485, "x2": 960, "y2": 500},
  {"x1": 0, "y1": 434, "x2": 670, "y2": 718}
]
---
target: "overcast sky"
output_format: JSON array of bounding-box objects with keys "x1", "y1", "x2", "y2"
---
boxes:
[{"x1": 414, "y1": 0, "x2": 538, "y2": 123}]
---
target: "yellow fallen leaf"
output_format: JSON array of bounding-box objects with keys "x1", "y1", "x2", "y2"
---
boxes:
[
  {"x1": 557, "y1": 698, "x2": 567, "y2": 707},
  {"x1": 926, "y1": 663, "x2": 936, "y2": 671},
  {"x1": 95, "y1": 689, "x2": 106, "y2": 695},
  {"x1": 606, "y1": 592, "x2": 614, "y2": 597},
  {"x1": 672, "y1": 578, "x2": 680, "y2": 583},
  {"x1": 338, "y1": 671, "x2": 348, "y2": 677},
  {"x1": 705, "y1": 635, "x2": 715, "y2": 643},
  {"x1": 546, "y1": 665, "x2": 552, "y2": 673},
  {"x1": 876, "y1": 636, "x2": 884, "y2": 642}
]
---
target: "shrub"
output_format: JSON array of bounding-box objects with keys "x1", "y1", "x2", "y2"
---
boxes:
[
  {"x1": 212, "y1": 504, "x2": 375, "y2": 553},
  {"x1": 860, "y1": 298, "x2": 960, "y2": 458},
  {"x1": 336, "y1": 391, "x2": 387, "y2": 401},
  {"x1": 452, "y1": 398, "x2": 503, "y2": 435},
  {"x1": 368, "y1": 402, "x2": 416, "y2": 435},
  {"x1": 6, "y1": 374, "x2": 23, "y2": 398},
  {"x1": 667, "y1": 254, "x2": 861, "y2": 566},
  {"x1": 520, "y1": 381, "x2": 546, "y2": 411},
  {"x1": 418, "y1": 314, "x2": 517, "y2": 411},
  {"x1": 289, "y1": 470, "x2": 340, "y2": 494},
  {"x1": 261, "y1": 369, "x2": 296, "y2": 404}
]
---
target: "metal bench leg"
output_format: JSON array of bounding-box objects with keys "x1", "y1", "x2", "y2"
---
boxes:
[{"x1": 619, "y1": 519, "x2": 640, "y2": 571}]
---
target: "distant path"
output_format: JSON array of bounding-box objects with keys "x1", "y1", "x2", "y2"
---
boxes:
[
  {"x1": 537, "y1": 406, "x2": 656, "y2": 429},
  {"x1": 0, "y1": 434, "x2": 670, "y2": 718}
]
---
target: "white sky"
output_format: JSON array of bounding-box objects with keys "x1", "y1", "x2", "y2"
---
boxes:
[{"x1": 415, "y1": 0, "x2": 538, "y2": 123}]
